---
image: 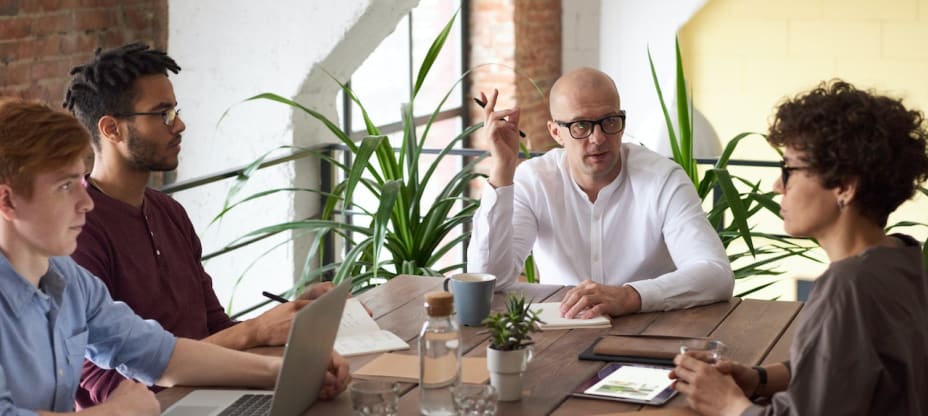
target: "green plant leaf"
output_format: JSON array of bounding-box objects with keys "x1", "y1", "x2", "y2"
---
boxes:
[
  {"x1": 673, "y1": 38, "x2": 696, "y2": 182},
  {"x1": 647, "y1": 47, "x2": 683, "y2": 167},
  {"x1": 413, "y1": 9, "x2": 459, "y2": 98},
  {"x1": 712, "y1": 168, "x2": 755, "y2": 254},
  {"x1": 371, "y1": 180, "x2": 402, "y2": 280}
]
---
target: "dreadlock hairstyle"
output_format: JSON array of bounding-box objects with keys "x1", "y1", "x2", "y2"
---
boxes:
[{"x1": 62, "y1": 43, "x2": 180, "y2": 147}]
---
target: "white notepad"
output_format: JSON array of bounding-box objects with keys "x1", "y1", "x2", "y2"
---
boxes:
[
  {"x1": 335, "y1": 298, "x2": 410, "y2": 357},
  {"x1": 532, "y1": 302, "x2": 612, "y2": 330}
]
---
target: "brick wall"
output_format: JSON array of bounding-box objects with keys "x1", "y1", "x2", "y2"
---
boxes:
[
  {"x1": 0, "y1": 0, "x2": 168, "y2": 106},
  {"x1": 469, "y1": 0, "x2": 560, "y2": 152}
]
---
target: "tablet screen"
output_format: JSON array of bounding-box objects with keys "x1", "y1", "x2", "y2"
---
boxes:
[{"x1": 571, "y1": 362, "x2": 678, "y2": 405}]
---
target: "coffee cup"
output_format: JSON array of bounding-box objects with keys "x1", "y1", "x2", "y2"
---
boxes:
[{"x1": 443, "y1": 273, "x2": 496, "y2": 326}]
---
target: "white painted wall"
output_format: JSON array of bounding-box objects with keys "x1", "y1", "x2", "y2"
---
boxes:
[
  {"x1": 167, "y1": 0, "x2": 418, "y2": 315},
  {"x1": 562, "y1": 0, "x2": 712, "y2": 154}
]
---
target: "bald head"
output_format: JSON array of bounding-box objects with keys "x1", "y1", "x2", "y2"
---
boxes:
[{"x1": 549, "y1": 67, "x2": 621, "y2": 119}]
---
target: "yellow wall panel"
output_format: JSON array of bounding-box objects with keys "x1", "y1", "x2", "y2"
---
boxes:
[
  {"x1": 883, "y1": 22, "x2": 928, "y2": 58},
  {"x1": 789, "y1": 20, "x2": 881, "y2": 58},
  {"x1": 679, "y1": 0, "x2": 928, "y2": 299},
  {"x1": 823, "y1": 0, "x2": 917, "y2": 20}
]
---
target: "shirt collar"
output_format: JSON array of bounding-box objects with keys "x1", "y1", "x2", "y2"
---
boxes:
[{"x1": 0, "y1": 252, "x2": 66, "y2": 316}]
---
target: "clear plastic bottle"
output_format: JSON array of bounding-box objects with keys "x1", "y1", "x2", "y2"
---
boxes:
[{"x1": 419, "y1": 291, "x2": 461, "y2": 415}]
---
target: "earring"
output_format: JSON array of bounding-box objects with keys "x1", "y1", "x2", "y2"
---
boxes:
[{"x1": 837, "y1": 199, "x2": 846, "y2": 209}]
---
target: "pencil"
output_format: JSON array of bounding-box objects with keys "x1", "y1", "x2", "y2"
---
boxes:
[
  {"x1": 473, "y1": 97, "x2": 527, "y2": 138},
  {"x1": 262, "y1": 291, "x2": 289, "y2": 304}
]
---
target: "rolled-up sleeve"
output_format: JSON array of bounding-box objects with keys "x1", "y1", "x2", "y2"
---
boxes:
[
  {"x1": 625, "y1": 168, "x2": 733, "y2": 312},
  {"x1": 77, "y1": 265, "x2": 176, "y2": 386}
]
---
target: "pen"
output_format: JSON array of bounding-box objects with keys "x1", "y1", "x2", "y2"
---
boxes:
[
  {"x1": 473, "y1": 97, "x2": 527, "y2": 138},
  {"x1": 262, "y1": 291, "x2": 289, "y2": 304}
]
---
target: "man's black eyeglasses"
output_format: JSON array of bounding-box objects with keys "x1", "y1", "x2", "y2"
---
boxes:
[
  {"x1": 113, "y1": 108, "x2": 181, "y2": 127},
  {"x1": 554, "y1": 111, "x2": 626, "y2": 140},
  {"x1": 780, "y1": 160, "x2": 812, "y2": 186}
]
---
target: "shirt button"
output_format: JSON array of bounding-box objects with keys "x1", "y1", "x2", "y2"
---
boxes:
[
  {"x1": 593, "y1": 256, "x2": 599, "y2": 262},
  {"x1": 58, "y1": 369, "x2": 63, "y2": 376},
  {"x1": 156, "y1": 250, "x2": 161, "y2": 256}
]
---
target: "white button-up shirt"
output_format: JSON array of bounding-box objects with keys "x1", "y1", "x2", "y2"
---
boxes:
[{"x1": 468, "y1": 144, "x2": 733, "y2": 312}]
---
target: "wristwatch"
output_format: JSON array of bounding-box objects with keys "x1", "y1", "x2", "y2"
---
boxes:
[{"x1": 750, "y1": 365, "x2": 768, "y2": 400}]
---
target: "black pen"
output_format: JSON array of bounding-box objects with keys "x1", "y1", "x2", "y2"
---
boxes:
[
  {"x1": 262, "y1": 291, "x2": 289, "y2": 304},
  {"x1": 473, "y1": 97, "x2": 527, "y2": 138}
]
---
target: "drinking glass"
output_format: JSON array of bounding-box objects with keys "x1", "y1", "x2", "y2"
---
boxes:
[
  {"x1": 451, "y1": 384, "x2": 497, "y2": 416},
  {"x1": 679, "y1": 339, "x2": 726, "y2": 364},
  {"x1": 350, "y1": 381, "x2": 399, "y2": 416}
]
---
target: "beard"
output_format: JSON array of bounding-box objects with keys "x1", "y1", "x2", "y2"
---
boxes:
[{"x1": 125, "y1": 124, "x2": 180, "y2": 172}]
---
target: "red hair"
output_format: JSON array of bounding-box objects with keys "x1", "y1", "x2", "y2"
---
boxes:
[{"x1": 0, "y1": 98, "x2": 92, "y2": 198}]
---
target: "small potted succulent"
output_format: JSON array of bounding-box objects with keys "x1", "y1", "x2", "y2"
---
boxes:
[{"x1": 482, "y1": 293, "x2": 544, "y2": 401}]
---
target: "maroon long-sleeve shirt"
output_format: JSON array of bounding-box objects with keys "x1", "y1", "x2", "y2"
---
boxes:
[{"x1": 72, "y1": 182, "x2": 237, "y2": 408}]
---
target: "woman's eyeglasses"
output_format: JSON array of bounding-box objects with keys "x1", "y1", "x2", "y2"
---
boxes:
[{"x1": 780, "y1": 160, "x2": 812, "y2": 186}]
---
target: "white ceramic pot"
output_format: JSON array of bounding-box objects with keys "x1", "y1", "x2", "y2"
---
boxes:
[{"x1": 486, "y1": 346, "x2": 534, "y2": 402}]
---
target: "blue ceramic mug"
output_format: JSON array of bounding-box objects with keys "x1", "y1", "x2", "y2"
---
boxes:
[{"x1": 443, "y1": 273, "x2": 496, "y2": 326}]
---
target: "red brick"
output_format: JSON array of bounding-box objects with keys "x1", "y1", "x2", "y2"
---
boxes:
[
  {"x1": 80, "y1": 0, "x2": 122, "y2": 7},
  {"x1": 32, "y1": 12, "x2": 74, "y2": 35},
  {"x1": 59, "y1": 31, "x2": 97, "y2": 54},
  {"x1": 0, "y1": 39, "x2": 20, "y2": 62},
  {"x1": 38, "y1": 0, "x2": 62, "y2": 12},
  {"x1": 0, "y1": 0, "x2": 18, "y2": 17},
  {"x1": 31, "y1": 36, "x2": 62, "y2": 56},
  {"x1": 74, "y1": 8, "x2": 115, "y2": 31},
  {"x1": 124, "y1": 5, "x2": 154, "y2": 29},
  {"x1": 0, "y1": 16, "x2": 31, "y2": 39},
  {"x1": 30, "y1": 57, "x2": 69, "y2": 80},
  {"x1": 0, "y1": 61, "x2": 30, "y2": 84},
  {"x1": 100, "y1": 29, "x2": 131, "y2": 47}
]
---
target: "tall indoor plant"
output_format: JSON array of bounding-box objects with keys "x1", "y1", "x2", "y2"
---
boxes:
[
  {"x1": 214, "y1": 12, "x2": 484, "y2": 315},
  {"x1": 648, "y1": 39, "x2": 817, "y2": 294}
]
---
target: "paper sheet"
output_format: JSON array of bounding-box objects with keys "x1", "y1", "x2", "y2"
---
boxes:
[
  {"x1": 532, "y1": 302, "x2": 612, "y2": 330},
  {"x1": 353, "y1": 352, "x2": 490, "y2": 384},
  {"x1": 334, "y1": 299, "x2": 409, "y2": 357}
]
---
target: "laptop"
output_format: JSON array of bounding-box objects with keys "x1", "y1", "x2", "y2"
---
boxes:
[{"x1": 161, "y1": 280, "x2": 352, "y2": 416}]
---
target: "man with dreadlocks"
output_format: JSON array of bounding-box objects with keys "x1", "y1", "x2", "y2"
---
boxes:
[{"x1": 63, "y1": 43, "x2": 347, "y2": 407}]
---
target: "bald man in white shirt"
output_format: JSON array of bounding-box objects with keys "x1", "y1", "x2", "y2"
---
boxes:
[{"x1": 467, "y1": 67, "x2": 733, "y2": 319}]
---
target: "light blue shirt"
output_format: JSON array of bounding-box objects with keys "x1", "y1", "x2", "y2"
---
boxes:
[{"x1": 0, "y1": 253, "x2": 176, "y2": 414}]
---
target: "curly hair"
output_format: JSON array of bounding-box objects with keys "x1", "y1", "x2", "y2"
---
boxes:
[
  {"x1": 0, "y1": 99, "x2": 91, "y2": 198},
  {"x1": 62, "y1": 42, "x2": 180, "y2": 148},
  {"x1": 767, "y1": 80, "x2": 928, "y2": 227}
]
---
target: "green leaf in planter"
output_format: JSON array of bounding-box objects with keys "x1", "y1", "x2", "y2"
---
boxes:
[
  {"x1": 711, "y1": 168, "x2": 754, "y2": 254},
  {"x1": 413, "y1": 9, "x2": 459, "y2": 98},
  {"x1": 673, "y1": 39, "x2": 697, "y2": 183},
  {"x1": 371, "y1": 180, "x2": 402, "y2": 281},
  {"x1": 647, "y1": 47, "x2": 682, "y2": 168}
]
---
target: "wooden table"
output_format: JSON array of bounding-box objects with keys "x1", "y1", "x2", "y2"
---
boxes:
[{"x1": 157, "y1": 275, "x2": 802, "y2": 415}]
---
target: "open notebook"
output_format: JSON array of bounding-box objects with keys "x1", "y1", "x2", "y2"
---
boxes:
[
  {"x1": 533, "y1": 302, "x2": 612, "y2": 330},
  {"x1": 334, "y1": 298, "x2": 409, "y2": 356}
]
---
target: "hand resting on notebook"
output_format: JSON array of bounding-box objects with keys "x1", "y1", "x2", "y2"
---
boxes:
[{"x1": 560, "y1": 279, "x2": 643, "y2": 318}]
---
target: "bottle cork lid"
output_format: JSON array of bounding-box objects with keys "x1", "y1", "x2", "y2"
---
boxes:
[{"x1": 424, "y1": 291, "x2": 453, "y2": 317}]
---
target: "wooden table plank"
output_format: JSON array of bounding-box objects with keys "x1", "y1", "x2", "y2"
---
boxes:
[
  {"x1": 761, "y1": 303, "x2": 803, "y2": 365},
  {"x1": 708, "y1": 299, "x2": 802, "y2": 365},
  {"x1": 639, "y1": 299, "x2": 741, "y2": 337},
  {"x1": 554, "y1": 299, "x2": 741, "y2": 415},
  {"x1": 356, "y1": 274, "x2": 443, "y2": 319}
]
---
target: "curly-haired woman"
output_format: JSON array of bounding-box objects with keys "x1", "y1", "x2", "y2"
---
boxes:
[{"x1": 671, "y1": 80, "x2": 928, "y2": 415}]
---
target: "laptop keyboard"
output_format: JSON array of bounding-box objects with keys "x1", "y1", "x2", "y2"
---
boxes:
[{"x1": 217, "y1": 394, "x2": 272, "y2": 416}]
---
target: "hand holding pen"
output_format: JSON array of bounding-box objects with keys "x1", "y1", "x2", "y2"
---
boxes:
[
  {"x1": 477, "y1": 89, "x2": 523, "y2": 188},
  {"x1": 473, "y1": 96, "x2": 526, "y2": 138}
]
